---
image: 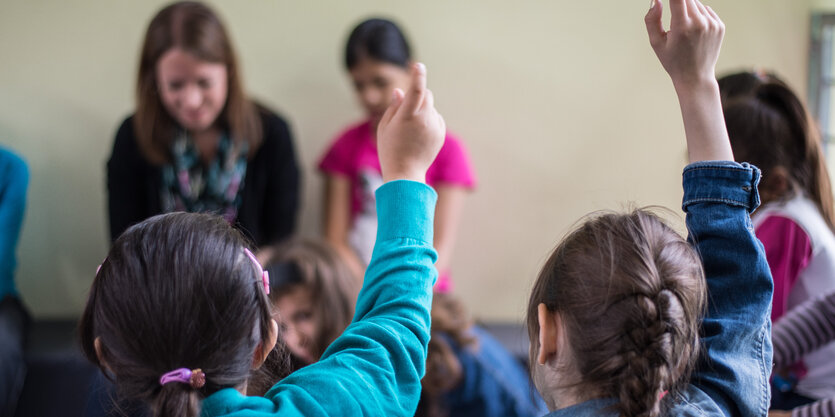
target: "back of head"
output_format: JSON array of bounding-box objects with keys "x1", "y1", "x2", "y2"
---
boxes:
[
  {"x1": 527, "y1": 210, "x2": 706, "y2": 417},
  {"x1": 79, "y1": 212, "x2": 274, "y2": 417},
  {"x1": 723, "y1": 81, "x2": 835, "y2": 230},
  {"x1": 717, "y1": 70, "x2": 785, "y2": 105},
  {"x1": 345, "y1": 18, "x2": 412, "y2": 70},
  {"x1": 135, "y1": 1, "x2": 259, "y2": 164}
]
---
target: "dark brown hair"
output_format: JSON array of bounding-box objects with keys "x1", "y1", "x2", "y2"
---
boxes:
[
  {"x1": 135, "y1": 1, "x2": 261, "y2": 164},
  {"x1": 723, "y1": 79, "x2": 835, "y2": 231},
  {"x1": 79, "y1": 212, "x2": 277, "y2": 417},
  {"x1": 526, "y1": 210, "x2": 706, "y2": 417},
  {"x1": 417, "y1": 292, "x2": 478, "y2": 417}
]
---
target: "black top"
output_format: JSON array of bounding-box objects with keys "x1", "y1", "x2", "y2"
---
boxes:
[{"x1": 107, "y1": 107, "x2": 300, "y2": 247}]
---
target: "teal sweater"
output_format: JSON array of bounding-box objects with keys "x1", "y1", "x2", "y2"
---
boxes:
[{"x1": 201, "y1": 180, "x2": 438, "y2": 416}]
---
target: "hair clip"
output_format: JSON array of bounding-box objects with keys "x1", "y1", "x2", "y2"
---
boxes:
[
  {"x1": 244, "y1": 248, "x2": 270, "y2": 295},
  {"x1": 159, "y1": 368, "x2": 206, "y2": 389}
]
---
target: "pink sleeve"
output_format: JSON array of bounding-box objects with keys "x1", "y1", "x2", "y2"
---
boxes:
[
  {"x1": 756, "y1": 215, "x2": 813, "y2": 321},
  {"x1": 318, "y1": 131, "x2": 356, "y2": 178},
  {"x1": 426, "y1": 134, "x2": 476, "y2": 189}
]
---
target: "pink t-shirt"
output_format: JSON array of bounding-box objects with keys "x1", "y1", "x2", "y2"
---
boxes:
[{"x1": 319, "y1": 120, "x2": 476, "y2": 290}]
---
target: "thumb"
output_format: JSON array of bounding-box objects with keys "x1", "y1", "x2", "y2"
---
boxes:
[{"x1": 645, "y1": 0, "x2": 666, "y2": 49}]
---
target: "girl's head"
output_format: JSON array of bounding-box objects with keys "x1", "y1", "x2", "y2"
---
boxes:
[
  {"x1": 265, "y1": 239, "x2": 359, "y2": 365},
  {"x1": 345, "y1": 18, "x2": 414, "y2": 124},
  {"x1": 135, "y1": 1, "x2": 261, "y2": 164},
  {"x1": 717, "y1": 70, "x2": 784, "y2": 105},
  {"x1": 723, "y1": 78, "x2": 835, "y2": 229},
  {"x1": 79, "y1": 212, "x2": 278, "y2": 417},
  {"x1": 526, "y1": 210, "x2": 705, "y2": 417}
]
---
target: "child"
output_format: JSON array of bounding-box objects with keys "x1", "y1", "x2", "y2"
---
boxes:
[
  {"x1": 80, "y1": 62, "x2": 446, "y2": 416},
  {"x1": 769, "y1": 291, "x2": 835, "y2": 417},
  {"x1": 252, "y1": 241, "x2": 546, "y2": 417},
  {"x1": 722, "y1": 70, "x2": 835, "y2": 406},
  {"x1": 265, "y1": 239, "x2": 359, "y2": 373},
  {"x1": 527, "y1": 1, "x2": 772, "y2": 415},
  {"x1": 319, "y1": 18, "x2": 476, "y2": 288}
]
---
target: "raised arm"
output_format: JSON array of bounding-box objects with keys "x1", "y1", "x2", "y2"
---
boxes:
[
  {"x1": 647, "y1": 1, "x2": 772, "y2": 416},
  {"x1": 250, "y1": 63, "x2": 446, "y2": 416}
]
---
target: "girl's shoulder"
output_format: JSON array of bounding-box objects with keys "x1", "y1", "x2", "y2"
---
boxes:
[{"x1": 755, "y1": 194, "x2": 830, "y2": 237}]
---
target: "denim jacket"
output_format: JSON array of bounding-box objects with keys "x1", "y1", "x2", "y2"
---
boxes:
[{"x1": 545, "y1": 161, "x2": 773, "y2": 417}]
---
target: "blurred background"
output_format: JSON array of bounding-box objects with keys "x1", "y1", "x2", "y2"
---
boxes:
[{"x1": 1, "y1": 0, "x2": 832, "y2": 323}]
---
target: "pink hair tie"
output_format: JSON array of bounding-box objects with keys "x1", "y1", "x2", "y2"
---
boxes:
[
  {"x1": 244, "y1": 248, "x2": 270, "y2": 295},
  {"x1": 159, "y1": 368, "x2": 206, "y2": 388}
]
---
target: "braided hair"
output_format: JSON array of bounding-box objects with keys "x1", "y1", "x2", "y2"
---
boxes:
[{"x1": 527, "y1": 210, "x2": 706, "y2": 417}]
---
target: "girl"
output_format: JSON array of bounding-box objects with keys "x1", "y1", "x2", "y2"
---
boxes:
[
  {"x1": 108, "y1": 1, "x2": 300, "y2": 252},
  {"x1": 265, "y1": 239, "x2": 359, "y2": 371},
  {"x1": 81, "y1": 62, "x2": 446, "y2": 416},
  {"x1": 251, "y1": 241, "x2": 546, "y2": 417},
  {"x1": 722, "y1": 70, "x2": 835, "y2": 408},
  {"x1": 527, "y1": 1, "x2": 772, "y2": 416},
  {"x1": 319, "y1": 18, "x2": 476, "y2": 286}
]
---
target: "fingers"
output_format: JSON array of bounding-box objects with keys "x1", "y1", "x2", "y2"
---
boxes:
[
  {"x1": 421, "y1": 89, "x2": 434, "y2": 112},
  {"x1": 669, "y1": 0, "x2": 687, "y2": 28},
  {"x1": 644, "y1": 0, "x2": 666, "y2": 48},
  {"x1": 402, "y1": 62, "x2": 427, "y2": 115},
  {"x1": 379, "y1": 88, "x2": 404, "y2": 128}
]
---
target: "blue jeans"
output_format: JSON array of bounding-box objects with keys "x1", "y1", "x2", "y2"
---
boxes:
[{"x1": 0, "y1": 296, "x2": 28, "y2": 416}]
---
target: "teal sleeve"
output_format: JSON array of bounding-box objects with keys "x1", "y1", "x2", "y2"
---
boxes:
[
  {"x1": 201, "y1": 180, "x2": 438, "y2": 417},
  {"x1": 0, "y1": 148, "x2": 28, "y2": 300}
]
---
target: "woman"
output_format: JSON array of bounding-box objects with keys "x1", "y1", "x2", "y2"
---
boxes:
[
  {"x1": 319, "y1": 18, "x2": 476, "y2": 285},
  {"x1": 108, "y1": 1, "x2": 299, "y2": 252}
]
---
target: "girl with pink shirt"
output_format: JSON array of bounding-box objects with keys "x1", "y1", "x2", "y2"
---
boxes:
[
  {"x1": 319, "y1": 18, "x2": 476, "y2": 289},
  {"x1": 721, "y1": 72, "x2": 835, "y2": 411}
]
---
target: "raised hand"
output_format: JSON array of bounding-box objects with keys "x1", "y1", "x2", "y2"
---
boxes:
[
  {"x1": 376, "y1": 63, "x2": 446, "y2": 183},
  {"x1": 645, "y1": 0, "x2": 724, "y2": 89},
  {"x1": 645, "y1": 0, "x2": 733, "y2": 163}
]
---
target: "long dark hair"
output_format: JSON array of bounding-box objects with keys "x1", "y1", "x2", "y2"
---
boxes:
[
  {"x1": 345, "y1": 18, "x2": 412, "y2": 70},
  {"x1": 723, "y1": 80, "x2": 835, "y2": 231},
  {"x1": 135, "y1": 1, "x2": 261, "y2": 164},
  {"x1": 526, "y1": 210, "x2": 706, "y2": 417},
  {"x1": 79, "y1": 212, "x2": 278, "y2": 417}
]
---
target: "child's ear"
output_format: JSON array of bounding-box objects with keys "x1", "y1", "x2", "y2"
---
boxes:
[
  {"x1": 536, "y1": 304, "x2": 561, "y2": 365},
  {"x1": 252, "y1": 319, "x2": 279, "y2": 370}
]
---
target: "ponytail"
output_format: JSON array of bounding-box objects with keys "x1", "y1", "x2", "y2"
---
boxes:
[{"x1": 153, "y1": 384, "x2": 200, "y2": 417}]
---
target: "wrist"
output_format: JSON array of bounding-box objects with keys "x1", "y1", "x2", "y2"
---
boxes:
[
  {"x1": 382, "y1": 169, "x2": 426, "y2": 184},
  {"x1": 672, "y1": 76, "x2": 720, "y2": 97}
]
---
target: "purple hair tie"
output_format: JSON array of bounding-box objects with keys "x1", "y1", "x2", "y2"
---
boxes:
[{"x1": 159, "y1": 368, "x2": 206, "y2": 388}]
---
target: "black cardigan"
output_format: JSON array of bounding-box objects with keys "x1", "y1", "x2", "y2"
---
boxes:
[{"x1": 107, "y1": 108, "x2": 300, "y2": 247}]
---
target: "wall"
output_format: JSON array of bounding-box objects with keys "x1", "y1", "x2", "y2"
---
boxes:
[{"x1": 0, "y1": 0, "x2": 813, "y2": 321}]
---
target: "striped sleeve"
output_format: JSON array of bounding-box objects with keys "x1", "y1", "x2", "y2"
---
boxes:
[
  {"x1": 772, "y1": 292, "x2": 835, "y2": 367},
  {"x1": 793, "y1": 398, "x2": 835, "y2": 417}
]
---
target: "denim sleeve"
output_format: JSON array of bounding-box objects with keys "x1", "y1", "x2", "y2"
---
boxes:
[{"x1": 682, "y1": 161, "x2": 773, "y2": 417}]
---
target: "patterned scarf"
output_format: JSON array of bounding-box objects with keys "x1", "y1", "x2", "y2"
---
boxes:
[{"x1": 161, "y1": 130, "x2": 248, "y2": 223}]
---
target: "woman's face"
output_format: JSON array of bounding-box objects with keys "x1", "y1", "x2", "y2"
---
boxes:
[
  {"x1": 349, "y1": 58, "x2": 411, "y2": 125},
  {"x1": 273, "y1": 285, "x2": 319, "y2": 364},
  {"x1": 155, "y1": 48, "x2": 228, "y2": 133}
]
